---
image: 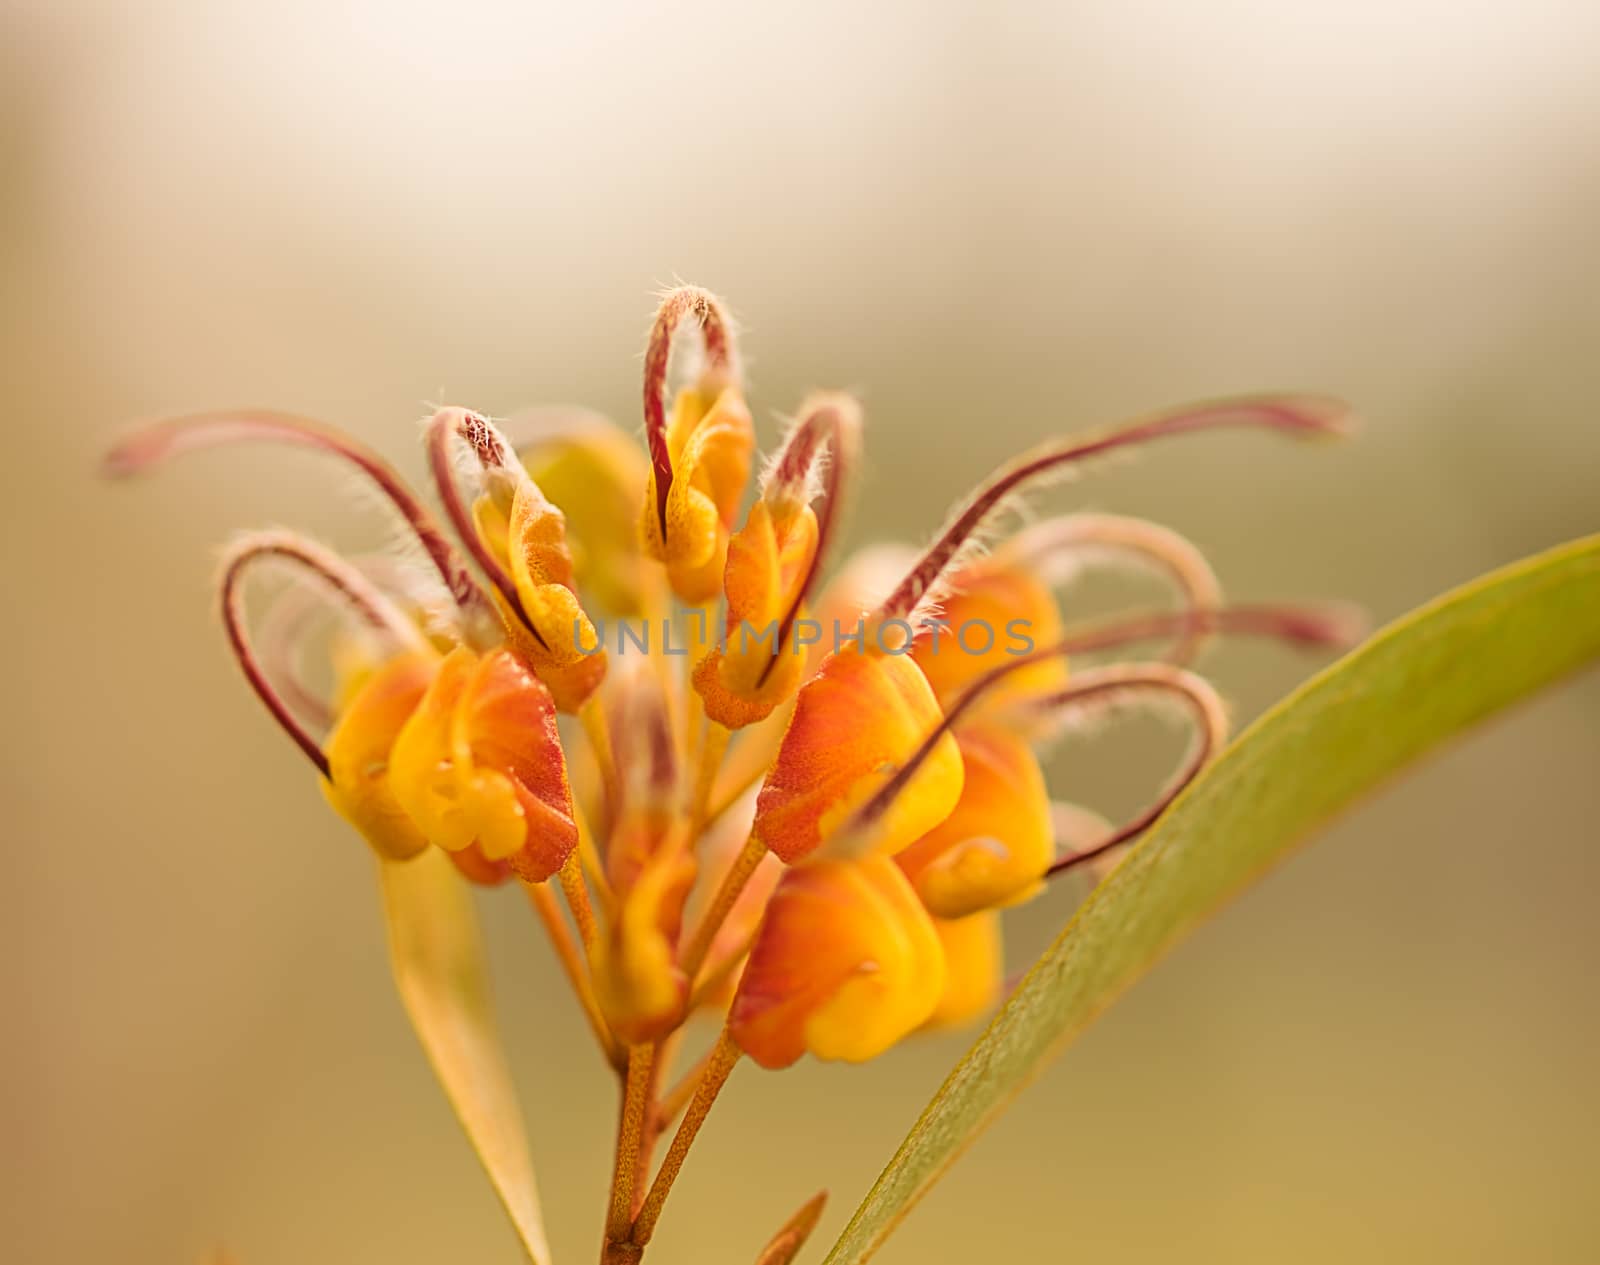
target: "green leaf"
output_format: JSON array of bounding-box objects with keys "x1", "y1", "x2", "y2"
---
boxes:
[
  {"x1": 380, "y1": 848, "x2": 551, "y2": 1264},
  {"x1": 825, "y1": 533, "x2": 1600, "y2": 1264}
]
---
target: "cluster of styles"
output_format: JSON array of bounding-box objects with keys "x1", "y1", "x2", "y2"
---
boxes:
[{"x1": 106, "y1": 286, "x2": 1357, "y2": 1262}]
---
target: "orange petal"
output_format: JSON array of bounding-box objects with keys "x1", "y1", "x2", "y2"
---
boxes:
[
  {"x1": 753, "y1": 649, "x2": 964, "y2": 863},
  {"x1": 895, "y1": 723, "x2": 1053, "y2": 918},
  {"x1": 390, "y1": 648, "x2": 578, "y2": 882},
  {"x1": 457, "y1": 649, "x2": 580, "y2": 882},
  {"x1": 320, "y1": 652, "x2": 438, "y2": 861},
  {"x1": 729, "y1": 855, "x2": 945, "y2": 1068}
]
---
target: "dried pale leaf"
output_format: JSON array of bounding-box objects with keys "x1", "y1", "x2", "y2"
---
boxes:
[
  {"x1": 381, "y1": 849, "x2": 551, "y2": 1264},
  {"x1": 826, "y1": 533, "x2": 1600, "y2": 1263}
]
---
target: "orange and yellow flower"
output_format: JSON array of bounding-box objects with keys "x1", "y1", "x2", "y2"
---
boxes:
[
  {"x1": 387, "y1": 646, "x2": 578, "y2": 883},
  {"x1": 729, "y1": 854, "x2": 945, "y2": 1068},
  {"x1": 108, "y1": 284, "x2": 1358, "y2": 1259}
]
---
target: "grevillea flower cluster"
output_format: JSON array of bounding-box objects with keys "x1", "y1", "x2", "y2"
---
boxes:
[{"x1": 106, "y1": 286, "x2": 1358, "y2": 1262}]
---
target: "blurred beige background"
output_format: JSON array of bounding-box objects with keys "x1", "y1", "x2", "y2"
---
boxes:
[{"x1": 5, "y1": 2, "x2": 1598, "y2": 1262}]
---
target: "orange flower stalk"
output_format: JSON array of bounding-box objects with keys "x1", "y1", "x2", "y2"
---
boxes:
[{"x1": 105, "y1": 284, "x2": 1361, "y2": 1262}]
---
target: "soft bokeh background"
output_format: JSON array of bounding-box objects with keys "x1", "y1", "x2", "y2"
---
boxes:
[{"x1": 6, "y1": 2, "x2": 1598, "y2": 1262}]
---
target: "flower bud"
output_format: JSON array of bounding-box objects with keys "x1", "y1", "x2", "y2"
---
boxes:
[
  {"x1": 516, "y1": 413, "x2": 658, "y2": 616},
  {"x1": 473, "y1": 477, "x2": 608, "y2": 713},
  {"x1": 590, "y1": 664, "x2": 695, "y2": 1041},
  {"x1": 591, "y1": 834, "x2": 695, "y2": 1044},
  {"x1": 640, "y1": 385, "x2": 755, "y2": 604},
  {"x1": 693, "y1": 497, "x2": 819, "y2": 728},
  {"x1": 694, "y1": 393, "x2": 858, "y2": 729}
]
